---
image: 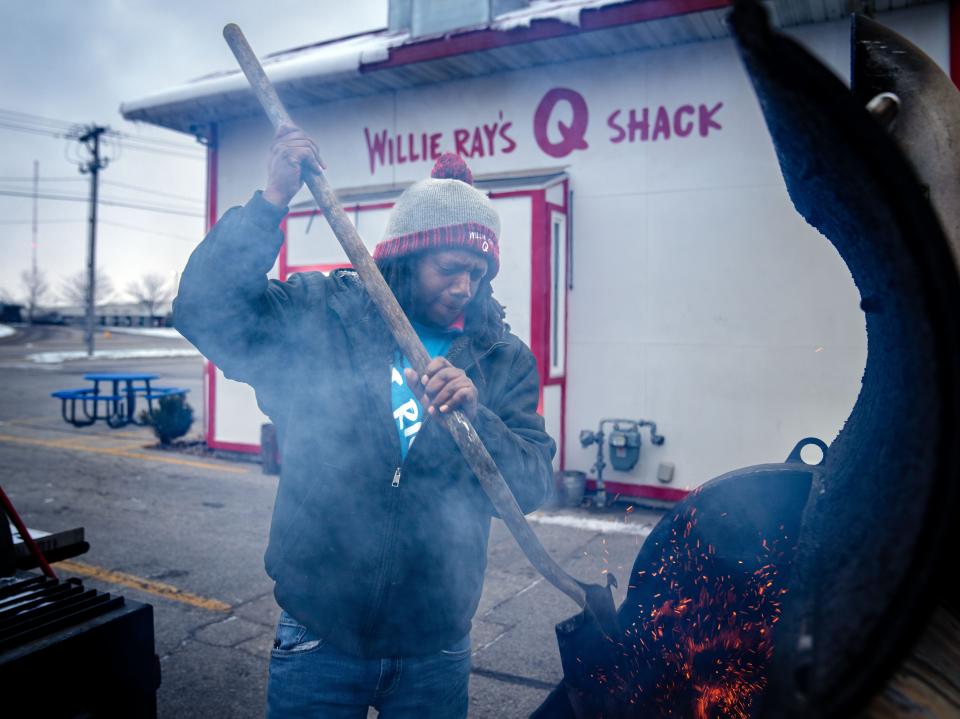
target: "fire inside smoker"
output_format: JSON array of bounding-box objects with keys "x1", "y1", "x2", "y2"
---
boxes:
[
  {"x1": 591, "y1": 510, "x2": 788, "y2": 716},
  {"x1": 537, "y1": 462, "x2": 811, "y2": 719}
]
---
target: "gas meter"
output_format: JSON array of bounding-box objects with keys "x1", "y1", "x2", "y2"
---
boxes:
[
  {"x1": 578, "y1": 417, "x2": 665, "y2": 508},
  {"x1": 608, "y1": 424, "x2": 641, "y2": 472}
]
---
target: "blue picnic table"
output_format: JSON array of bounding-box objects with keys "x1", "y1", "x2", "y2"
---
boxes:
[{"x1": 51, "y1": 372, "x2": 188, "y2": 428}]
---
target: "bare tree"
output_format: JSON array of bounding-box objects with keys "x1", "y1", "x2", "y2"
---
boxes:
[
  {"x1": 20, "y1": 268, "x2": 51, "y2": 323},
  {"x1": 61, "y1": 268, "x2": 114, "y2": 307},
  {"x1": 126, "y1": 273, "x2": 173, "y2": 317}
]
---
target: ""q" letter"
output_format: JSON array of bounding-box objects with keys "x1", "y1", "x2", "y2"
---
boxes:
[{"x1": 533, "y1": 88, "x2": 590, "y2": 159}]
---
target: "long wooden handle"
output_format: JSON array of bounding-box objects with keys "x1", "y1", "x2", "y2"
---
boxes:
[{"x1": 223, "y1": 24, "x2": 587, "y2": 609}]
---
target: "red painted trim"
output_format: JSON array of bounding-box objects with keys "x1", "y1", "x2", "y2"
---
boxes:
[
  {"x1": 560, "y1": 178, "x2": 571, "y2": 469},
  {"x1": 204, "y1": 127, "x2": 218, "y2": 450},
  {"x1": 287, "y1": 202, "x2": 395, "y2": 219},
  {"x1": 205, "y1": 124, "x2": 218, "y2": 232},
  {"x1": 361, "y1": 202, "x2": 396, "y2": 212},
  {"x1": 362, "y1": 0, "x2": 732, "y2": 73},
  {"x1": 279, "y1": 216, "x2": 289, "y2": 279},
  {"x1": 205, "y1": 359, "x2": 216, "y2": 448},
  {"x1": 585, "y1": 478, "x2": 689, "y2": 503},
  {"x1": 530, "y1": 190, "x2": 550, "y2": 395},
  {"x1": 951, "y1": 0, "x2": 960, "y2": 89},
  {"x1": 488, "y1": 189, "x2": 538, "y2": 200},
  {"x1": 557, "y1": 375, "x2": 566, "y2": 472},
  {"x1": 286, "y1": 262, "x2": 351, "y2": 276},
  {"x1": 210, "y1": 440, "x2": 261, "y2": 454},
  {"x1": 288, "y1": 209, "x2": 324, "y2": 219}
]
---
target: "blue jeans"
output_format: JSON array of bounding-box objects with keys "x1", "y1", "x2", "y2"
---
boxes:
[{"x1": 267, "y1": 611, "x2": 471, "y2": 718}]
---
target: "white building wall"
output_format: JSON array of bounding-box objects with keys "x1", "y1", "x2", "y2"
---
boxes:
[{"x1": 210, "y1": 3, "x2": 948, "y2": 489}]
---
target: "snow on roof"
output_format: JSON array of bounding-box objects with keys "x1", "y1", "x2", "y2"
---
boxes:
[
  {"x1": 494, "y1": 0, "x2": 631, "y2": 30},
  {"x1": 120, "y1": 0, "x2": 925, "y2": 133},
  {"x1": 120, "y1": 29, "x2": 399, "y2": 120},
  {"x1": 119, "y1": 0, "x2": 637, "y2": 129}
]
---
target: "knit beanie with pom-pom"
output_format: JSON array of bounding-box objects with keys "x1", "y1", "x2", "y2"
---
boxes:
[{"x1": 373, "y1": 153, "x2": 500, "y2": 278}]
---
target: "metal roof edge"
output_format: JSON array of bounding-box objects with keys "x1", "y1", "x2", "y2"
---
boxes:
[{"x1": 119, "y1": 0, "x2": 732, "y2": 130}]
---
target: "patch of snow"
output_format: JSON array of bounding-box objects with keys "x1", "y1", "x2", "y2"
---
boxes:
[
  {"x1": 494, "y1": 0, "x2": 629, "y2": 31},
  {"x1": 0, "y1": 324, "x2": 15, "y2": 339},
  {"x1": 122, "y1": 30, "x2": 403, "y2": 117},
  {"x1": 528, "y1": 511, "x2": 654, "y2": 536},
  {"x1": 103, "y1": 327, "x2": 184, "y2": 339},
  {"x1": 122, "y1": 0, "x2": 633, "y2": 118},
  {"x1": 28, "y1": 348, "x2": 201, "y2": 364}
]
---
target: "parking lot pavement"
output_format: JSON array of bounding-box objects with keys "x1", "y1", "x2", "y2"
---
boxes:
[{"x1": 0, "y1": 327, "x2": 664, "y2": 718}]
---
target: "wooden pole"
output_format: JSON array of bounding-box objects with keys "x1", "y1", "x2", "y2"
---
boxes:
[{"x1": 222, "y1": 24, "x2": 588, "y2": 610}]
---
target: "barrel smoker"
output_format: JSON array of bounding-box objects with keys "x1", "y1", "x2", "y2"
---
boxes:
[{"x1": 534, "y1": 1, "x2": 960, "y2": 716}]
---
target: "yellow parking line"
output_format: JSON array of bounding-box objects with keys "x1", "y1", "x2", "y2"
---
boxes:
[
  {"x1": 57, "y1": 560, "x2": 232, "y2": 612},
  {"x1": 0, "y1": 433, "x2": 249, "y2": 474},
  {"x1": 3, "y1": 415, "x2": 60, "y2": 425}
]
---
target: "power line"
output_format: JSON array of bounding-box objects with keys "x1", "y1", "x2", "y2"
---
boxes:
[
  {"x1": 0, "y1": 109, "x2": 204, "y2": 160},
  {"x1": 0, "y1": 217, "x2": 199, "y2": 243},
  {"x1": 106, "y1": 129, "x2": 204, "y2": 154},
  {"x1": 100, "y1": 220, "x2": 199, "y2": 243},
  {"x1": 0, "y1": 120, "x2": 67, "y2": 139},
  {"x1": 101, "y1": 179, "x2": 203, "y2": 204},
  {"x1": 109, "y1": 140, "x2": 205, "y2": 160},
  {"x1": 0, "y1": 218, "x2": 86, "y2": 225},
  {"x1": 0, "y1": 176, "x2": 85, "y2": 182},
  {"x1": 0, "y1": 188, "x2": 204, "y2": 217},
  {"x1": 0, "y1": 109, "x2": 201, "y2": 152},
  {"x1": 0, "y1": 108, "x2": 77, "y2": 131}
]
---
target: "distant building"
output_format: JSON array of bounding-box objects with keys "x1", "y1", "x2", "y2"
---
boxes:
[{"x1": 56, "y1": 301, "x2": 173, "y2": 327}]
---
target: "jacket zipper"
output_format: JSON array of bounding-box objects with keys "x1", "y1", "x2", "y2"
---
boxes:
[{"x1": 388, "y1": 337, "x2": 507, "y2": 490}]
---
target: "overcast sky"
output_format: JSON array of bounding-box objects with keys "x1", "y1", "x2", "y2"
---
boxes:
[{"x1": 0, "y1": 0, "x2": 388, "y2": 307}]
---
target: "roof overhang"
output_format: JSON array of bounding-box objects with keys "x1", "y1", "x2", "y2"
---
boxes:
[{"x1": 120, "y1": 0, "x2": 938, "y2": 136}]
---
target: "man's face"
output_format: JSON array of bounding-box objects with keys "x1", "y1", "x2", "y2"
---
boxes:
[{"x1": 410, "y1": 249, "x2": 489, "y2": 327}]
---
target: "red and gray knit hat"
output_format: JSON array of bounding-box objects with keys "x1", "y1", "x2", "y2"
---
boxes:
[{"x1": 373, "y1": 153, "x2": 500, "y2": 279}]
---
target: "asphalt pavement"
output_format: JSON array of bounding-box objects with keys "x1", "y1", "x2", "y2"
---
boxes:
[{"x1": 0, "y1": 323, "x2": 663, "y2": 718}]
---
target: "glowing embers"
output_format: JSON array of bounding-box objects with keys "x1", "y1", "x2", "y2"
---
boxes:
[
  {"x1": 539, "y1": 465, "x2": 811, "y2": 719},
  {"x1": 617, "y1": 505, "x2": 789, "y2": 717},
  {"x1": 568, "y1": 502, "x2": 793, "y2": 718}
]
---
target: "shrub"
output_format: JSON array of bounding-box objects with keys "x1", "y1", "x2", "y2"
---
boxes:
[{"x1": 141, "y1": 394, "x2": 194, "y2": 445}]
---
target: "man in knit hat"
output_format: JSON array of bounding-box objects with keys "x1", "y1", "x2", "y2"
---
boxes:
[{"x1": 174, "y1": 124, "x2": 555, "y2": 718}]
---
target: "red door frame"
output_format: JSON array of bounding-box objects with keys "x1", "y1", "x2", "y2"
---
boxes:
[
  {"x1": 204, "y1": 185, "x2": 564, "y2": 453},
  {"x1": 488, "y1": 186, "x2": 569, "y2": 470}
]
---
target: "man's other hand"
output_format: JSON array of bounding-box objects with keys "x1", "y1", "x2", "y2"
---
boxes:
[
  {"x1": 404, "y1": 358, "x2": 478, "y2": 421},
  {"x1": 263, "y1": 124, "x2": 325, "y2": 208}
]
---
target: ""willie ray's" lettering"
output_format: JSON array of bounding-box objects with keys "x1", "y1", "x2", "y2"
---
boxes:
[
  {"x1": 364, "y1": 129, "x2": 445, "y2": 174},
  {"x1": 364, "y1": 117, "x2": 517, "y2": 175}
]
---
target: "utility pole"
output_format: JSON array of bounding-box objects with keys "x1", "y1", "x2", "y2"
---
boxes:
[
  {"x1": 30, "y1": 160, "x2": 38, "y2": 324},
  {"x1": 78, "y1": 126, "x2": 108, "y2": 357}
]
